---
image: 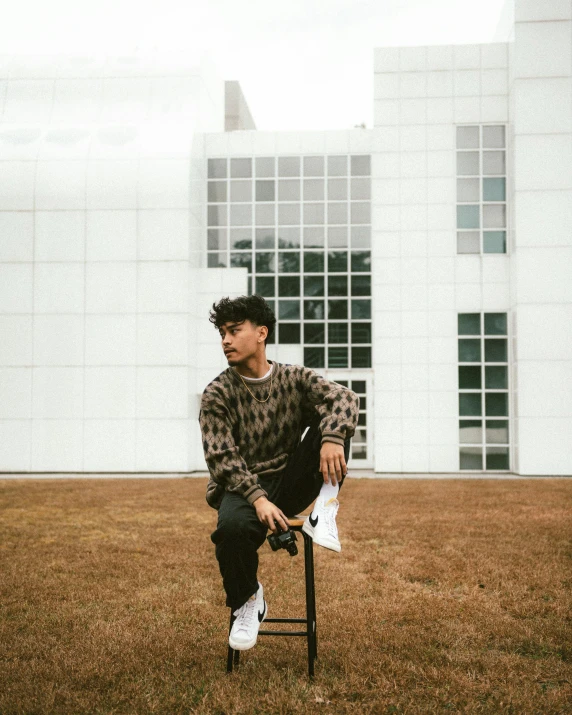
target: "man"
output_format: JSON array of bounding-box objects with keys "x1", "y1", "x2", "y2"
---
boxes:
[{"x1": 199, "y1": 294, "x2": 359, "y2": 652}]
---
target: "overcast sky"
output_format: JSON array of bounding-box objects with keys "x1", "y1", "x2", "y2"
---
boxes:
[{"x1": 3, "y1": 0, "x2": 509, "y2": 130}]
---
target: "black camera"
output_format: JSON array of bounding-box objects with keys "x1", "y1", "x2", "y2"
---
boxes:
[{"x1": 267, "y1": 525, "x2": 298, "y2": 557}]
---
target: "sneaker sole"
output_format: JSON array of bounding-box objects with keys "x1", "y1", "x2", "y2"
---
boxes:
[
  {"x1": 229, "y1": 600, "x2": 267, "y2": 651},
  {"x1": 302, "y1": 519, "x2": 341, "y2": 552}
]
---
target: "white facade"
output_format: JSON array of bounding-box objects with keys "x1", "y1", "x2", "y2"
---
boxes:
[{"x1": 1, "y1": 0, "x2": 571, "y2": 475}]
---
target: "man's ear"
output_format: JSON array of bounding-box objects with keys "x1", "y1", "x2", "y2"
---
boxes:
[{"x1": 258, "y1": 325, "x2": 268, "y2": 343}]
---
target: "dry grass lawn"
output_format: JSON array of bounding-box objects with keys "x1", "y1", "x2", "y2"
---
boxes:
[{"x1": 0, "y1": 477, "x2": 570, "y2": 714}]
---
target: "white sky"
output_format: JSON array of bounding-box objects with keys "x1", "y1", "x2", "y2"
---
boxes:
[{"x1": 3, "y1": 0, "x2": 509, "y2": 130}]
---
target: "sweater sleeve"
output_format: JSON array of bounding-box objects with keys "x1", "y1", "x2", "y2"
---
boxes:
[
  {"x1": 299, "y1": 368, "x2": 360, "y2": 446},
  {"x1": 199, "y1": 385, "x2": 268, "y2": 506}
]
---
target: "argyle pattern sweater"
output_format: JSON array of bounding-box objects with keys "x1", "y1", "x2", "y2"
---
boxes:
[{"x1": 199, "y1": 361, "x2": 360, "y2": 510}]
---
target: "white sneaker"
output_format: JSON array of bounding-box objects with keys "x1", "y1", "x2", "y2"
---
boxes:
[
  {"x1": 302, "y1": 496, "x2": 341, "y2": 552},
  {"x1": 229, "y1": 581, "x2": 267, "y2": 651}
]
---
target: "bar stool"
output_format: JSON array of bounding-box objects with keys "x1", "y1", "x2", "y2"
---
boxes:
[{"x1": 226, "y1": 517, "x2": 318, "y2": 677}]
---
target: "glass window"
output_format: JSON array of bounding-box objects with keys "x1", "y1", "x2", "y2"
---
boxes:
[
  {"x1": 279, "y1": 300, "x2": 300, "y2": 320},
  {"x1": 456, "y1": 126, "x2": 479, "y2": 149},
  {"x1": 304, "y1": 276, "x2": 325, "y2": 296},
  {"x1": 208, "y1": 181, "x2": 227, "y2": 202},
  {"x1": 328, "y1": 226, "x2": 348, "y2": 248},
  {"x1": 328, "y1": 179, "x2": 347, "y2": 200},
  {"x1": 458, "y1": 365, "x2": 481, "y2": 389},
  {"x1": 329, "y1": 299, "x2": 348, "y2": 319},
  {"x1": 351, "y1": 251, "x2": 371, "y2": 272},
  {"x1": 256, "y1": 276, "x2": 275, "y2": 296},
  {"x1": 329, "y1": 347, "x2": 348, "y2": 368},
  {"x1": 278, "y1": 227, "x2": 300, "y2": 248},
  {"x1": 278, "y1": 157, "x2": 300, "y2": 177},
  {"x1": 482, "y1": 151, "x2": 505, "y2": 175},
  {"x1": 486, "y1": 446, "x2": 509, "y2": 469},
  {"x1": 483, "y1": 177, "x2": 505, "y2": 201},
  {"x1": 485, "y1": 393, "x2": 508, "y2": 416},
  {"x1": 351, "y1": 299, "x2": 371, "y2": 319},
  {"x1": 486, "y1": 419, "x2": 509, "y2": 444},
  {"x1": 255, "y1": 228, "x2": 274, "y2": 249},
  {"x1": 305, "y1": 323, "x2": 325, "y2": 343},
  {"x1": 278, "y1": 276, "x2": 300, "y2": 296},
  {"x1": 304, "y1": 202, "x2": 325, "y2": 224},
  {"x1": 256, "y1": 180, "x2": 275, "y2": 201},
  {"x1": 352, "y1": 380, "x2": 366, "y2": 393},
  {"x1": 460, "y1": 447, "x2": 482, "y2": 469},
  {"x1": 328, "y1": 251, "x2": 347, "y2": 272},
  {"x1": 458, "y1": 313, "x2": 480, "y2": 335},
  {"x1": 329, "y1": 323, "x2": 348, "y2": 343},
  {"x1": 304, "y1": 299, "x2": 325, "y2": 320},
  {"x1": 484, "y1": 338, "x2": 507, "y2": 362},
  {"x1": 459, "y1": 419, "x2": 482, "y2": 443},
  {"x1": 485, "y1": 366, "x2": 508, "y2": 389},
  {"x1": 483, "y1": 231, "x2": 506, "y2": 253},
  {"x1": 457, "y1": 178, "x2": 479, "y2": 202},
  {"x1": 278, "y1": 180, "x2": 300, "y2": 201},
  {"x1": 457, "y1": 151, "x2": 479, "y2": 175},
  {"x1": 256, "y1": 252, "x2": 274, "y2": 273},
  {"x1": 255, "y1": 204, "x2": 275, "y2": 226},
  {"x1": 278, "y1": 251, "x2": 300, "y2": 273},
  {"x1": 351, "y1": 226, "x2": 371, "y2": 248},
  {"x1": 485, "y1": 313, "x2": 507, "y2": 335},
  {"x1": 278, "y1": 203, "x2": 300, "y2": 225},
  {"x1": 279, "y1": 324, "x2": 300, "y2": 344},
  {"x1": 207, "y1": 252, "x2": 227, "y2": 267},
  {"x1": 230, "y1": 253, "x2": 252, "y2": 272},
  {"x1": 207, "y1": 228, "x2": 226, "y2": 250},
  {"x1": 351, "y1": 275, "x2": 370, "y2": 296},
  {"x1": 459, "y1": 393, "x2": 481, "y2": 416},
  {"x1": 483, "y1": 204, "x2": 506, "y2": 228},
  {"x1": 328, "y1": 203, "x2": 348, "y2": 224},
  {"x1": 303, "y1": 156, "x2": 324, "y2": 176},
  {"x1": 230, "y1": 158, "x2": 252, "y2": 178},
  {"x1": 230, "y1": 204, "x2": 251, "y2": 226},
  {"x1": 483, "y1": 125, "x2": 505, "y2": 148},
  {"x1": 328, "y1": 155, "x2": 347, "y2": 176},
  {"x1": 351, "y1": 178, "x2": 371, "y2": 200},
  {"x1": 230, "y1": 180, "x2": 252, "y2": 202},
  {"x1": 351, "y1": 155, "x2": 371, "y2": 176},
  {"x1": 457, "y1": 205, "x2": 480, "y2": 229},
  {"x1": 351, "y1": 323, "x2": 371, "y2": 343},
  {"x1": 304, "y1": 227, "x2": 325, "y2": 248},
  {"x1": 255, "y1": 157, "x2": 275, "y2": 177},
  {"x1": 230, "y1": 228, "x2": 252, "y2": 250},
  {"x1": 457, "y1": 231, "x2": 480, "y2": 253},
  {"x1": 304, "y1": 346, "x2": 325, "y2": 368},
  {"x1": 208, "y1": 158, "x2": 227, "y2": 178},
  {"x1": 304, "y1": 251, "x2": 324, "y2": 272},
  {"x1": 352, "y1": 347, "x2": 371, "y2": 368},
  {"x1": 458, "y1": 339, "x2": 481, "y2": 362},
  {"x1": 329, "y1": 275, "x2": 348, "y2": 296},
  {"x1": 304, "y1": 179, "x2": 324, "y2": 201},
  {"x1": 208, "y1": 205, "x2": 226, "y2": 226},
  {"x1": 351, "y1": 202, "x2": 371, "y2": 224}
]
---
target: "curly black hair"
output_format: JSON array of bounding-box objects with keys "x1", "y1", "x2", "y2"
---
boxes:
[{"x1": 209, "y1": 294, "x2": 276, "y2": 344}]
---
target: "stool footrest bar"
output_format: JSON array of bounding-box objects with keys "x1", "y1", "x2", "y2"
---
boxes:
[
  {"x1": 258, "y1": 630, "x2": 308, "y2": 637},
  {"x1": 264, "y1": 618, "x2": 306, "y2": 623}
]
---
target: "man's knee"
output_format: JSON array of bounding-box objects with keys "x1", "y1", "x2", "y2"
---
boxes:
[{"x1": 211, "y1": 511, "x2": 263, "y2": 547}]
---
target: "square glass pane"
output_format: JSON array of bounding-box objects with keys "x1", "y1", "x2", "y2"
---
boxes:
[
  {"x1": 352, "y1": 346, "x2": 371, "y2": 368},
  {"x1": 279, "y1": 323, "x2": 300, "y2": 344},
  {"x1": 255, "y1": 228, "x2": 274, "y2": 249},
  {"x1": 328, "y1": 299, "x2": 348, "y2": 319},
  {"x1": 357, "y1": 412, "x2": 366, "y2": 426},
  {"x1": 303, "y1": 179, "x2": 324, "y2": 201},
  {"x1": 329, "y1": 275, "x2": 348, "y2": 296},
  {"x1": 303, "y1": 202, "x2": 324, "y2": 224},
  {"x1": 304, "y1": 346, "x2": 324, "y2": 368},
  {"x1": 328, "y1": 203, "x2": 348, "y2": 225},
  {"x1": 255, "y1": 157, "x2": 274, "y2": 177},
  {"x1": 328, "y1": 347, "x2": 348, "y2": 368},
  {"x1": 207, "y1": 252, "x2": 227, "y2": 267},
  {"x1": 460, "y1": 447, "x2": 482, "y2": 469},
  {"x1": 304, "y1": 227, "x2": 325, "y2": 248},
  {"x1": 486, "y1": 419, "x2": 509, "y2": 444},
  {"x1": 230, "y1": 204, "x2": 252, "y2": 226},
  {"x1": 256, "y1": 252, "x2": 274, "y2": 273},
  {"x1": 482, "y1": 150, "x2": 505, "y2": 175},
  {"x1": 304, "y1": 299, "x2": 324, "y2": 320},
  {"x1": 278, "y1": 203, "x2": 300, "y2": 225},
  {"x1": 352, "y1": 299, "x2": 371, "y2": 319},
  {"x1": 351, "y1": 275, "x2": 370, "y2": 296},
  {"x1": 304, "y1": 323, "x2": 325, "y2": 344},
  {"x1": 256, "y1": 180, "x2": 275, "y2": 201},
  {"x1": 328, "y1": 251, "x2": 347, "y2": 272},
  {"x1": 458, "y1": 313, "x2": 480, "y2": 335},
  {"x1": 208, "y1": 181, "x2": 227, "y2": 202},
  {"x1": 458, "y1": 365, "x2": 481, "y2": 389},
  {"x1": 208, "y1": 158, "x2": 227, "y2": 178},
  {"x1": 351, "y1": 202, "x2": 371, "y2": 224},
  {"x1": 482, "y1": 125, "x2": 505, "y2": 149},
  {"x1": 352, "y1": 380, "x2": 366, "y2": 393},
  {"x1": 328, "y1": 226, "x2": 348, "y2": 248},
  {"x1": 485, "y1": 392, "x2": 508, "y2": 417},
  {"x1": 304, "y1": 276, "x2": 324, "y2": 296},
  {"x1": 485, "y1": 366, "x2": 507, "y2": 389},
  {"x1": 328, "y1": 179, "x2": 347, "y2": 200},
  {"x1": 459, "y1": 419, "x2": 482, "y2": 443},
  {"x1": 483, "y1": 204, "x2": 506, "y2": 228},
  {"x1": 353, "y1": 428, "x2": 367, "y2": 444},
  {"x1": 457, "y1": 205, "x2": 480, "y2": 229},
  {"x1": 279, "y1": 300, "x2": 300, "y2": 320},
  {"x1": 256, "y1": 276, "x2": 274, "y2": 296},
  {"x1": 303, "y1": 156, "x2": 324, "y2": 176},
  {"x1": 230, "y1": 228, "x2": 252, "y2": 250},
  {"x1": 459, "y1": 393, "x2": 482, "y2": 416},
  {"x1": 351, "y1": 155, "x2": 371, "y2": 176},
  {"x1": 278, "y1": 276, "x2": 300, "y2": 297},
  {"x1": 456, "y1": 126, "x2": 479, "y2": 149},
  {"x1": 352, "y1": 445, "x2": 367, "y2": 460},
  {"x1": 230, "y1": 180, "x2": 252, "y2": 202},
  {"x1": 484, "y1": 338, "x2": 507, "y2": 362},
  {"x1": 278, "y1": 157, "x2": 300, "y2": 177},
  {"x1": 351, "y1": 226, "x2": 371, "y2": 248},
  {"x1": 458, "y1": 338, "x2": 481, "y2": 362},
  {"x1": 483, "y1": 177, "x2": 506, "y2": 201},
  {"x1": 230, "y1": 158, "x2": 252, "y2": 178},
  {"x1": 230, "y1": 252, "x2": 252, "y2": 272},
  {"x1": 278, "y1": 227, "x2": 300, "y2": 248},
  {"x1": 485, "y1": 313, "x2": 507, "y2": 335},
  {"x1": 278, "y1": 180, "x2": 300, "y2": 201},
  {"x1": 329, "y1": 322, "x2": 348, "y2": 343},
  {"x1": 457, "y1": 178, "x2": 479, "y2": 202},
  {"x1": 304, "y1": 251, "x2": 324, "y2": 272},
  {"x1": 208, "y1": 205, "x2": 226, "y2": 226},
  {"x1": 486, "y1": 446, "x2": 509, "y2": 469},
  {"x1": 248, "y1": 277, "x2": 253, "y2": 296},
  {"x1": 255, "y1": 203, "x2": 275, "y2": 226},
  {"x1": 457, "y1": 231, "x2": 480, "y2": 253},
  {"x1": 456, "y1": 151, "x2": 479, "y2": 175},
  {"x1": 483, "y1": 231, "x2": 506, "y2": 253},
  {"x1": 207, "y1": 228, "x2": 227, "y2": 250},
  {"x1": 351, "y1": 178, "x2": 371, "y2": 200},
  {"x1": 351, "y1": 323, "x2": 371, "y2": 343},
  {"x1": 327, "y1": 155, "x2": 347, "y2": 176},
  {"x1": 351, "y1": 251, "x2": 371, "y2": 272},
  {"x1": 278, "y1": 252, "x2": 300, "y2": 273}
]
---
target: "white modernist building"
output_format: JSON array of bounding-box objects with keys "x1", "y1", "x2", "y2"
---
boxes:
[{"x1": 0, "y1": 0, "x2": 571, "y2": 476}]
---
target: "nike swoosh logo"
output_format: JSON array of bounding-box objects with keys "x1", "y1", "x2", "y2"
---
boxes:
[
  {"x1": 258, "y1": 603, "x2": 266, "y2": 623},
  {"x1": 309, "y1": 514, "x2": 318, "y2": 528}
]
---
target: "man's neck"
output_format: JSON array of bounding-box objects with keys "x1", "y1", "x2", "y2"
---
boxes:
[{"x1": 234, "y1": 355, "x2": 272, "y2": 379}]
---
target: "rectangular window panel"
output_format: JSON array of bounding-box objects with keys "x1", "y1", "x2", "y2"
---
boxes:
[
  {"x1": 255, "y1": 157, "x2": 274, "y2": 177},
  {"x1": 459, "y1": 393, "x2": 482, "y2": 416},
  {"x1": 304, "y1": 323, "x2": 325, "y2": 343},
  {"x1": 351, "y1": 299, "x2": 371, "y2": 319},
  {"x1": 279, "y1": 300, "x2": 300, "y2": 320},
  {"x1": 328, "y1": 347, "x2": 348, "y2": 368},
  {"x1": 208, "y1": 181, "x2": 227, "y2": 202},
  {"x1": 230, "y1": 158, "x2": 252, "y2": 178},
  {"x1": 328, "y1": 299, "x2": 348, "y2": 319},
  {"x1": 328, "y1": 226, "x2": 348, "y2": 248},
  {"x1": 329, "y1": 275, "x2": 348, "y2": 296},
  {"x1": 207, "y1": 252, "x2": 227, "y2": 267},
  {"x1": 304, "y1": 346, "x2": 324, "y2": 368},
  {"x1": 351, "y1": 323, "x2": 371, "y2": 343},
  {"x1": 353, "y1": 428, "x2": 367, "y2": 444},
  {"x1": 256, "y1": 180, "x2": 275, "y2": 201},
  {"x1": 484, "y1": 338, "x2": 507, "y2": 362},
  {"x1": 230, "y1": 253, "x2": 252, "y2": 272},
  {"x1": 458, "y1": 339, "x2": 481, "y2": 362},
  {"x1": 483, "y1": 204, "x2": 506, "y2": 228},
  {"x1": 484, "y1": 313, "x2": 507, "y2": 335},
  {"x1": 278, "y1": 203, "x2": 300, "y2": 225},
  {"x1": 456, "y1": 126, "x2": 479, "y2": 149},
  {"x1": 485, "y1": 366, "x2": 507, "y2": 389},
  {"x1": 483, "y1": 231, "x2": 506, "y2": 253},
  {"x1": 230, "y1": 229, "x2": 252, "y2": 250},
  {"x1": 304, "y1": 276, "x2": 325, "y2": 297},
  {"x1": 351, "y1": 178, "x2": 371, "y2": 200},
  {"x1": 351, "y1": 155, "x2": 371, "y2": 176},
  {"x1": 457, "y1": 231, "x2": 480, "y2": 253},
  {"x1": 208, "y1": 158, "x2": 227, "y2": 178},
  {"x1": 303, "y1": 156, "x2": 325, "y2": 176},
  {"x1": 278, "y1": 252, "x2": 300, "y2": 273},
  {"x1": 208, "y1": 205, "x2": 227, "y2": 226},
  {"x1": 329, "y1": 322, "x2": 348, "y2": 343},
  {"x1": 304, "y1": 300, "x2": 325, "y2": 320},
  {"x1": 486, "y1": 446, "x2": 509, "y2": 469},
  {"x1": 459, "y1": 419, "x2": 482, "y2": 443},
  {"x1": 485, "y1": 392, "x2": 508, "y2": 417},
  {"x1": 458, "y1": 313, "x2": 480, "y2": 335},
  {"x1": 457, "y1": 178, "x2": 479, "y2": 202},
  {"x1": 482, "y1": 177, "x2": 506, "y2": 201},
  {"x1": 351, "y1": 226, "x2": 371, "y2": 249},
  {"x1": 255, "y1": 228, "x2": 274, "y2": 249},
  {"x1": 278, "y1": 180, "x2": 300, "y2": 201},
  {"x1": 328, "y1": 251, "x2": 348, "y2": 272},
  {"x1": 351, "y1": 251, "x2": 371, "y2": 272},
  {"x1": 352, "y1": 380, "x2": 366, "y2": 393},
  {"x1": 303, "y1": 202, "x2": 325, "y2": 224},
  {"x1": 358, "y1": 412, "x2": 366, "y2": 426},
  {"x1": 351, "y1": 275, "x2": 370, "y2": 296},
  {"x1": 486, "y1": 419, "x2": 509, "y2": 444},
  {"x1": 460, "y1": 447, "x2": 482, "y2": 469},
  {"x1": 230, "y1": 180, "x2": 252, "y2": 202},
  {"x1": 279, "y1": 324, "x2": 300, "y2": 344},
  {"x1": 457, "y1": 205, "x2": 480, "y2": 229},
  {"x1": 303, "y1": 251, "x2": 324, "y2": 273},
  {"x1": 304, "y1": 227, "x2": 325, "y2": 248},
  {"x1": 303, "y1": 179, "x2": 324, "y2": 201},
  {"x1": 255, "y1": 203, "x2": 275, "y2": 226},
  {"x1": 278, "y1": 157, "x2": 300, "y2": 177},
  {"x1": 351, "y1": 202, "x2": 371, "y2": 224},
  {"x1": 458, "y1": 365, "x2": 481, "y2": 389},
  {"x1": 352, "y1": 445, "x2": 367, "y2": 460},
  {"x1": 482, "y1": 125, "x2": 505, "y2": 148},
  {"x1": 256, "y1": 276, "x2": 275, "y2": 296},
  {"x1": 230, "y1": 204, "x2": 252, "y2": 226},
  {"x1": 208, "y1": 228, "x2": 227, "y2": 250},
  {"x1": 327, "y1": 155, "x2": 347, "y2": 176},
  {"x1": 328, "y1": 179, "x2": 347, "y2": 200},
  {"x1": 457, "y1": 151, "x2": 479, "y2": 175},
  {"x1": 278, "y1": 227, "x2": 300, "y2": 248},
  {"x1": 482, "y1": 151, "x2": 505, "y2": 175},
  {"x1": 256, "y1": 252, "x2": 275, "y2": 273},
  {"x1": 278, "y1": 276, "x2": 300, "y2": 297},
  {"x1": 328, "y1": 203, "x2": 348, "y2": 224},
  {"x1": 352, "y1": 346, "x2": 372, "y2": 368}
]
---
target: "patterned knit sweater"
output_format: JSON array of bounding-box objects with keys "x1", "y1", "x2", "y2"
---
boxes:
[{"x1": 199, "y1": 361, "x2": 360, "y2": 510}]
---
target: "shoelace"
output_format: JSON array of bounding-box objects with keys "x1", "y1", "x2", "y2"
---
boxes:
[
  {"x1": 323, "y1": 498, "x2": 340, "y2": 537},
  {"x1": 233, "y1": 597, "x2": 257, "y2": 629}
]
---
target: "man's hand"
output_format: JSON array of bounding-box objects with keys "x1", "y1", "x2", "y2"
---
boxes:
[
  {"x1": 253, "y1": 496, "x2": 290, "y2": 533},
  {"x1": 320, "y1": 442, "x2": 347, "y2": 486}
]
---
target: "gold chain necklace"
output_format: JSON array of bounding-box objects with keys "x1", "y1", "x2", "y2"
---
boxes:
[{"x1": 238, "y1": 367, "x2": 274, "y2": 403}]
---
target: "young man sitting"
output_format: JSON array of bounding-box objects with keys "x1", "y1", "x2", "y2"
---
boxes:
[{"x1": 199, "y1": 295, "x2": 359, "y2": 651}]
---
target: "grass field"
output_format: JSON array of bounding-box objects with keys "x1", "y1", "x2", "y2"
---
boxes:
[{"x1": 1, "y1": 477, "x2": 570, "y2": 714}]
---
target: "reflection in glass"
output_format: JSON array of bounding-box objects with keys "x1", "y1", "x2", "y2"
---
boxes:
[
  {"x1": 457, "y1": 178, "x2": 479, "y2": 202},
  {"x1": 208, "y1": 228, "x2": 226, "y2": 250},
  {"x1": 303, "y1": 203, "x2": 324, "y2": 224},
  {"x1": 482, "y1": 151, "x2": 505, "y2": 175},
  {"x1": 483, "y1": 231, "x2": 506, "y2": 253},
  {"x1": 484, "y1": 338, "x2": 507, "y2": 362},
  {"x1": 230, "y1": 229, "x2": 252, "y2": 250},
  {"x1": 255, "y1": 228, "x2": 274, "y2": 249},
  {"x1": 329, "y1": 323, "x2": 348, "y2": 343},
  {"x1": 329, "y1": 300, "x2": 348, "y2": 319},
  {"x1": 278, "y1": 252, "x2": 300, "y2": 273},
  {"x1": 351, "y1": 275, "x2": 370, "y2": 296},
  {"x1": 256, "y1": 276, "x2": 274, "y2": 296},
  {"x1": 458, "y1": 338, "x2": 481, "y2": 362},
  {"x1": 352, "y1": 300, "x2": 371, "y2": 319},
  {"x1": 328, "y1": 251, "x2": 347, "y2": 272},
  {"x1": 352, "y1": 446, "x2": 367, "y2": 460},
  {"x1": 230, "y1": 181, "x2": 252, "y2": 202},
  {"x1": 460, "y1": 447, "x2": 482, "y2": 469},
  {"x1": 456, "y1": 151, "x2": 479, "y2": 175},
  {"x1": 329, "y1": 347, "x2": 348, "y2": 368},
  {"x1": 351, "y1": 251, "x2": 371, "y2": 272},
  {"x1": 459, "y1": 393, "x2": 481, "y2": 416},
  {"x1": 483, "y1": 204, "x2": 505, "y2": 228},
  {"x1": 208, "y1": 181, "x2": 227, "y2": 202},
  {"x1": 230, "y1": 158, "x2": 252, "y2": 178},
  {"x1": 459, "y1": 365, "x2": 481, "y2": 389},
  {"x1": 278, "y1": 180, "x2": 300, "y2": 201},
  {"x1": 352, "y1": 380, "x2": 366, "y2": 393},
  {"x1": 304, "y1": 300, "x2": 325, "y2": 320},
  {"x1": 351, "y1": 202, "x2": 371, "y2": 224},
  {"x1": 255, "y1": 204, "x2": 275, "y2": 226},
  {"x1": 485, "y1": 366, "x2": 507, "y2": 389},
  {"x1": 457, "y1": 231, "x2": 480, "y2": 253},
  {"x1": 351, "y1": 155, "x2": 371, "y2": 176},
  {"x1": 352, "y1": 347, "x2": 371, "y2": 368},
  {"x1": 278, "y1": 203, "x2": 300, "y2": 225},
  {"x1": 278, "y1": 157, "x2": 300, "y2": 177},
  {"x1": 486, "y1": 446, "x2": 509, "y2": 469},
  {"x1": 230, "y1": 204, "x2": 252, "y2": 226},
  {"x1": 485, "y1": 313, "x2": 507, "y2": 335},
  {"x1": 351, "y1": 178, "x2": 370, "y2": 200},
  {"x1": 230, "y1": 253, "x2": 252, "y2": 272},
  {"x1": 303, "y1": 179, "x2": 324, "y2": 201},
  {"x1": 279, "y1": 300, "x2": 300, "y2": 320},
  {"x1": 303, "y1": 156, "x2": 325, "y2": 176},
  {"x1": 329, "y1": 276, "x2": 348, "y2": 296},
  {"x1": 328, "y1": 203, "x2": 348, "y2": 225},
  {"x1": 256, "y1": 180, "x2": 275, "y2": 201},
  {"x1": 304, "y1": 276, "x2": 325, "y2": 296},
  {"x1": 279, "y1": 324, "x2": 300, "y2": 344},
  {"x1": 458, "y1": 313, "x2": 480, "y2": 335},
  {"x1": 305, "y1": 323, "x2": 325, "y2": 343},
  {"x1": 456, "y1": 126, "x2": 479, "y2": 149},
  {"x1": 351, "y1": 323, "x2": 371, "y2": 343},
  {"x1": 485, "y1": 392, "x2": 508, "y2": 416},
  {"x1": 459, "y1": 419, "x2": 482, "y2": 443},
  {"x1": 328, "y1": 226, "x2": 348, "y2": 248},
  {"x1": 457, "y1": 205, "x2": 480, "y2": 229},
  {"x1": 256, "y1": 252, "x2": 274, "y2": 273},
  {"x1": 483, "y1": 177, "x2": 506, "y2": 201},
  {"x1": 482, "y1": 125, "x2": 505, "y2": 148},
  {"x1": 486, "y1": 419, "x2": 508, "y2": 444},
  {"x1": 207, "y1": 252, "x2": 227, "y2": 267},
  {"x1": 304, "y1": 347, "x2": 325, "y2": 368},
  {"x1": 327, "y1": 155, "x2": 347, "y2": 176},
  {"x1": 208, "y1": 205, "x2": 226, "y2": 226},
  {"x1": 255, "y1": 157, "x2": 274, "y2": 177},
  {"x1": 304, "y1": 227, "x2": 325, "y2": 247},
  {"x1": 279, "y1": 276, "x2": 300, "y2": 296},
  {"x1": 208, "y1": 158, "x2": 227, "y2": 178},
  {"x1": 278, "y1": 227, "x2": 300, "y2": 248},
  {"x1": 351, "y1": 226, "x2": 371, "y2": 248},
  {"x1": 328, "y1": 179, "x2": 347, "y2": 200},
  {"x1": 304, "y1": 252, "x2": 324, "y2": 272}
]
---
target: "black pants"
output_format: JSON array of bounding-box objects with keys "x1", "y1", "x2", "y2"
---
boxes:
[{"x1": 210, "y1": 419, "x2": 351, "y2": 610}]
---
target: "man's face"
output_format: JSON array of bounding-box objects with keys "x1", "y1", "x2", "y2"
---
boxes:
[{"x1": 219, "y1": 319, "x2": 266, "y2": 365}]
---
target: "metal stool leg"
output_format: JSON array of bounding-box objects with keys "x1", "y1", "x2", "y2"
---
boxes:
[
  {"x1": 302, "y1": 530, "x2": 317, "y2": 677},
  {"x1": 227, "y1": 611, "x2": 240, "y2": 673}
]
